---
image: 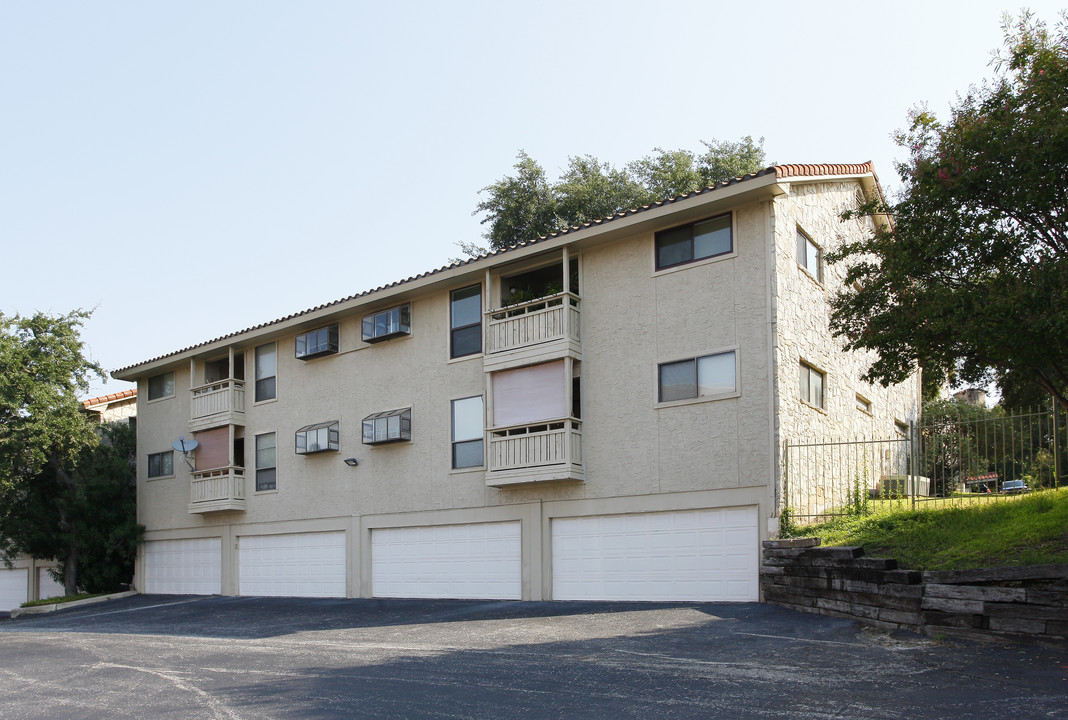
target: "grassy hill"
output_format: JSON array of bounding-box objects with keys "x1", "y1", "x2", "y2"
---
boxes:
[{"x1": 784, "y1": 487, "x2": 1068, "y2": 571}]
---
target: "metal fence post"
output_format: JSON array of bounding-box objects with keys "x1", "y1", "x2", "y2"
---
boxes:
[
  {"x1": 910, "y1": 420, "x2": 918, "y2": 511},
  {"x1": 1054, "y1": 395, "x2": 1061, "y2": 488},
  {"x1": 782, "y1": 440, "x2": 789, "y2": 518}
]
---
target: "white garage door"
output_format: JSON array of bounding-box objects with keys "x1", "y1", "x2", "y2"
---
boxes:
[
  {"x1": 0, "y1": 568, "x2": 28, "y2": 612},
  {"x1": 371, "y1": 521, "x2": 521, "y2": 600},
  {"x1": 38, "y1": 568, "x2": 66, "y2": 601},
  {"x1": 552, "y1": 506, "x2": 759, "y2": 602},
  {"x1": 239, "y1": 531, "x2": 346, "y2": 598},
  {"x1": 144, "y1": 538, "x2": 222, "y2": 595}
]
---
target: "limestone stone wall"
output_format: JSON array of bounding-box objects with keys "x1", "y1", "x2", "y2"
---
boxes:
[
  {"x1": 769, "y1": 181, "x2": 921, "y2": 519},
  {"x1": 772, "y1": 180, "x2": 920, "y2": 444}
]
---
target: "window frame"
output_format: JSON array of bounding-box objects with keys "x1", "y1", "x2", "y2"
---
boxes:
[
  {"x1": 294, "y1": 421, "x2": 340, "y2": 455},
  {"x1": 254, "y1": 343, "x2": 277, "y2": 403},
  {"x1": 147, "y1": 450, "x2": 174, "y2": 478},
  {"x1": 656, "y1": 349, "x2": 739, "y2": 406},
  {"x1": 797, "y1": 227, "x2": 823, "y2": 283},
  {"x1": 799, "y1": 361, "x2": 825, "y2": 409},
  {"x1": 449, "y1": 285, "x2": 482, "y2": 359},
  {"x1": 654, "y1": 212, "x2": 733, "y2": 271},
  {"x1": 295, "y1": 324, "x2": 339, "y2": 361},
  {"x1": 362, "y1": 408, "x2": 412, "y2": 445},
  {"x1": 451, "y1": 396, "x2": 484, "y2": 470},
  {"x1": 362, "y1": 304, "x2": 412, "y2": 344},
  {"x1": 147, "y1": 372, "x2": 175, "y2": 402},
  {"x1": 255, "y1": 432, "x2": 277, "y2": 492}
]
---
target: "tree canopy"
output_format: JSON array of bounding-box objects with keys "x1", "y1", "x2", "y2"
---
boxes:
[
  {"x1": 0, "y1": 310, "x2": 141, "y2": 594},
  {"x1": 471, "y1": 136, "x2": 768, "y2": 252},
  {"x1": 829, "y1": 12, "x2": 1068, "y2": 407}
]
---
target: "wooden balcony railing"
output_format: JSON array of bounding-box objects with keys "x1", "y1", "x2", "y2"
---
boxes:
[
  {"x1": 188, "y1": 465, "x2": 246, "y2": 514},
  {"x1": 486, "y1": 292, "x2": 580, "y2": 355},
  {"x1": 486, "y1": 418, "x2": 583, "y2": 487},
  {"x1": 190, "y1": 378, "x2": 245, "y2": 430}
]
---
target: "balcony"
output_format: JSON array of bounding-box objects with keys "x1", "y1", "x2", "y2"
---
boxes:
[
  {"x1": 188, "y1": 466, "x2": 246, "y2": 514},
  {"x1": 486, "y1": 418, "x2": 584, "y2": 487},
  {"x1": 484, "y1": 292, "x2": 580, "y2": 369},
  {"x1": 190, "y1": 378, "x2": 245, "y2": 431}
]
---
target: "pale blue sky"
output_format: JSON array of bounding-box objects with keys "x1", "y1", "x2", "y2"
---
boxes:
[{"x1": 2, "y1": 1, "x2": 1061, "y2": 397}]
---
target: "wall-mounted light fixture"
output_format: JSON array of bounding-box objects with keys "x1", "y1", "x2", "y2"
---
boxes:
[{"x1": 343, "y1": 457, "x2": 359, "y2": 467}]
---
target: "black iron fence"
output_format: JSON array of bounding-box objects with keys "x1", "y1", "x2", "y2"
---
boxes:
[{"x1": 782, "y1": 405, "x2": 1065, "y2": 524}]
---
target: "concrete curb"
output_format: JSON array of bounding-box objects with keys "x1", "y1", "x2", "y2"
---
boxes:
[{"x1": 10, "y1": 590, "x2": 138, "y2": 618}]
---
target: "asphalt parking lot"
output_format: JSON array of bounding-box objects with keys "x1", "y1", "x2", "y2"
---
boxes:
[{"x1": 0, "y1": 595, "x2": 1065, "y2": 719}]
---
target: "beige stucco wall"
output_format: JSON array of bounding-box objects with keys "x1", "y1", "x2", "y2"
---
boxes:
[
  {"x1": 577, "y1": 201, "x2": 774, "y2": 500},
  {"x1": 136, "y1": 200, "x2": 780, "y2": 531}
]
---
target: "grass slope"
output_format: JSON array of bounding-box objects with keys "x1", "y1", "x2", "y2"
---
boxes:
[{"x1": 786, "y1": 487, "x2": 1068, "y2": 571}]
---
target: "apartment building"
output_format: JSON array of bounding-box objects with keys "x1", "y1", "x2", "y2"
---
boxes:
[{"x1": 113, "y1": 163, "x2": 919, "y2": 602}]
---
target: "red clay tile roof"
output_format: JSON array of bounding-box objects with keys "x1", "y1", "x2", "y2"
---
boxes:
[
  {"x1": 82, "y1": 388, "x2": 138, "y2": 408},
  {"x1": 112, "y1": 163, "x2": 879, "y2": 377},
  {"x1": 775, "y1": 162, "x2": 874, "y2": 178}
]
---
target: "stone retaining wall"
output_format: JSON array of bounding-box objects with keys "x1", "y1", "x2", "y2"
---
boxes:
[{"x1": 761, "y1": 538, "x2": 1068, "y2": 643}]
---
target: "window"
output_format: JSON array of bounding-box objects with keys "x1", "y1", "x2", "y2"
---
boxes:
[
  {"x1": 254, "y1": 343, "x2": 276, "y2": 402},
  {"x1": 295, "y1": 324, "x2": 339, "y2": 360},
  {"x1": 655, "y1": 213, "x2": 732, "y2": 270},
  {"x1": 147, "y1": 372, "x2": 175, "y2": 401},
  {"x1": 362, "y1": 304, "x2": 411, "y2": 343},
  {"x1": 255, "y1": 433, "x2": 276, "y2": 491},
  {"x1": 800, "y1": 362, "x2": 824, "y2": 408},
  {"x1": 797, "y1": 228, "x2": 822, "y2": 282},
  {"x1": 147, "y1": 451, "x2": 173, "y2": 478},
  {"x1": 362, "y1": 408, "x2": 412, "y2": 445},
  {"x1": 451, "y1": 396, "x2": 484, "y2": 469},
  {"x1": 295, "y1": 421, "x2": 340, "y2": 454},
  {"x1": 450, "y1": 285, "x2": 482, "y2": 358},
  {"x1": 658, "y1": 351, "x2": 737, "y2": 403},
  {"x1": 856, "y1": 394, "x2": 872, "y2": 414},
  {"x1": 894, "y1": 420, "x2": 910, "y2": 438}
]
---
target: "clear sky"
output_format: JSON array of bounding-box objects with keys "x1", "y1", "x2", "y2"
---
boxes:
[{"x1": 2, "y1": 1, "x2": 1063, "y2": 398}]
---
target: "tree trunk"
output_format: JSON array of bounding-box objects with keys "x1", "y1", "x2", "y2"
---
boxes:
[
  {"x1": 64, "y1": 527, "x2": 78, "y2": 596},
  {"x1": 48, "y1": 455, "x2": 79, "y2": 596}
]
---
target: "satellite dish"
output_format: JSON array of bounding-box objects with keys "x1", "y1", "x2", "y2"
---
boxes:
[
  {"x1": 172, "y1": 437, "x2": 198, "y2": 472},
  {"x1": 172, "y1": 437, "x2": 199, "y2": 454}
]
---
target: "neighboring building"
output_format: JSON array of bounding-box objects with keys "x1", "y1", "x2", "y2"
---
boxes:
[
  {"x1": 1, "y1": 389, "x2": 139, "y2": 612},
  {"x1": 953, "y1": 388, "x2": 988, "y2": 407},
  {"x1": 113, "y1": 163, "x2": 920, "y2": 603},
  {"x1": 82, "y1": 388, "x2": 138, "y2": 425},
  {"x1": 0, "y1": 558, "x2": 65, "y2": 613}
]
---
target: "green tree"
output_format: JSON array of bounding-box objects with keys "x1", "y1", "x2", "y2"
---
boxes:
[
  {"x1": 829, "y1": 12, "x2": 1068, "y2": 407},
  {"x1": 555, "y1": 155, "x2": 651, "y2": 229},
  {"x1": 0, "y1": 310, "x2": 141, "y2": 594},
  {"x1": 919, "y1": 399, "x2": 1002, "y2": 495},
  {"x1": 473, "y1": 136, "x2": 767, "y2": 251},
  {"x1": 627, "y1": 147, "x2": 703, "y2": 200},
  {"x1": 11, "y1": 422, "x2": 142, "y2": 594},
  {"x1": 470, "y1": 151, "x2": 561, "y2": 254},
  {"x1": 695, "y1": 136, "x2": 768, "y2": 187}
]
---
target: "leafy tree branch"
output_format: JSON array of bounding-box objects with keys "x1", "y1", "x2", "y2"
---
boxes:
[{"x1": 829, "y1": 11, "x2": 1068, "y2": 407}]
